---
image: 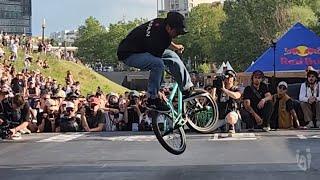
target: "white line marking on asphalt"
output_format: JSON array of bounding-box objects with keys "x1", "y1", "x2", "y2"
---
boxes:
[
  {"x1": 38, "y1": 133, "x2": 83, "y2": 142},
  {"x1": 213, "y1": 134, "x2": 219, "y2": 140},
  {"x1": 297, "y1": 134, "x2": 307, "y2": 139},
  {"x1": 209, "y1": 137, "x2": 257, "y2": 141},
  {"x1": 209, "y1": 133, "x2": 256, "y2": 141},
  {"x1": 105, "y1": 135, "x2": 157, "y2": 142}
]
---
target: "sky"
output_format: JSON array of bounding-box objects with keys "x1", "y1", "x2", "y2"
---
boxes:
[{"x1": 32, "y1": 0, "x2": 158, "y2": 36}]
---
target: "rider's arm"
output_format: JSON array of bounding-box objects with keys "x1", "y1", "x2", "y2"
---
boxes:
[{"x1": 169, "y1": 42, "x2": 184, "y2": 52}]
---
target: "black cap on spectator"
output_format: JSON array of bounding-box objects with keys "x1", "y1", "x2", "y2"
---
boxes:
[{"x1": 67, "y1": 92, "x2": 79, "y2": 98}]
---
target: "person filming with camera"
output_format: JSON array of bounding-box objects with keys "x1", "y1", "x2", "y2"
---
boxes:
[{"x1": 212, "y1": 70, "x2": 242, "y2": 134}]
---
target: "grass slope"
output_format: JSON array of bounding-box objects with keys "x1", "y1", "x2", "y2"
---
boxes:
[{"x1": 6, "y1": 49, "x2": 128, "y2": 95}]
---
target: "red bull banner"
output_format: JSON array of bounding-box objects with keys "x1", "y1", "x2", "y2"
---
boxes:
[
  {"x1": 246, "y1": 23, "x2": 320, "y2": 73},
  {"x1": 281, "y1": 46, "x2": 320, "y2": 65}
]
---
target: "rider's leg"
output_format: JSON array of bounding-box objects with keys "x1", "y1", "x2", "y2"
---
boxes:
[
  {"x1": 123, "y1": 53, "x2": 164, "y2": 99},
  {"x1": 162, "y1": 49, "x2": 193, "y2": 92}
]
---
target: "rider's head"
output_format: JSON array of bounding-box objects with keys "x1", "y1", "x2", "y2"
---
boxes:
[{"x1": 165, "y1": 11, "x2": 188, "y2": 38}]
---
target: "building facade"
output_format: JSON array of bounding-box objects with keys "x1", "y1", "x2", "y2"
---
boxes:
[
  {"x1": 159, "y1": 0, "x2": 224, "y2": 16},
  {"x1": 0, "y1": 0, "x2": 32, "y2": 35},
  {"x1": 50, "y1": 29, "x2": 78, "y2": 46}
]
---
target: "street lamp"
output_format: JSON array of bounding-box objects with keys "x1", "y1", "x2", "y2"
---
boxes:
[{"x1": 42, "y1": 18, "x2": 46, "y2": 44}]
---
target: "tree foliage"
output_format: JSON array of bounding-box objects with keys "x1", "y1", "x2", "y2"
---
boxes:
[
  {"x1": 75, "y1": 17, "x2": 145, "y2": 65},
  {"x1": 75, "y1": 1, "x2": 320, "y2": 71}
]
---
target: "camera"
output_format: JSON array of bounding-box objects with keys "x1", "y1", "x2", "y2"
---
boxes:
[
  {"x1": 212, "y1": 76, "x2": 224, "y2": 89},
  {"x1": 129, "y1": 99, "x2": 136, "y2": 106},
  {"x1": 84, "y1": 105, "x2": 92, "y2": 115},
  {"x1": 48, "y1": 113, "x2": 55, "y2": 122}
]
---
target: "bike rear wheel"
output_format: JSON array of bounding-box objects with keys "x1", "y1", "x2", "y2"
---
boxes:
[
  {"x1": 151, "y1": 111, "x2": 186, "y2": 155},
  {"x1": 184, "y1": 89, "x2": 218, "y2": 133}
]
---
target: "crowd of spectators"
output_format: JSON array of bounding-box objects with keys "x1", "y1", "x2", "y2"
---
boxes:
[
  {"x1": 0, "y1": 33, "x2": 154, "y2": 140},
  {"x1": 1, "y1": 33, "x2": 319, "y2": 140}
]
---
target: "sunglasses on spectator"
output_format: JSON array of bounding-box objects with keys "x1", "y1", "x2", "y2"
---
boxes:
[
  {"x1": 66, "y1": 108, "x2": 74, "y2": 112},
  {"x1": 278, "y1": 85, "x2": 287, "y2": 90}
]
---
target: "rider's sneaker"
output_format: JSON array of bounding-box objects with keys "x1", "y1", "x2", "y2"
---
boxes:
[{"x1": 147, "y1": 98, "x2": 170, "y2": 112}]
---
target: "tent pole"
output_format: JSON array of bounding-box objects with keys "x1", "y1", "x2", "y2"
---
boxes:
[{"x1": 271, "y1": 40, "x2": 277, "y2": 93}]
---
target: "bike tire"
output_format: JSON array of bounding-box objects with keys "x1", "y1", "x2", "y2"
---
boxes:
[
  {"x1": 184, "y1": 89, "x2": 219, "y2": 133},
  {"x1": 151, "y1": 111, "x2": 186, "y2": 155}
]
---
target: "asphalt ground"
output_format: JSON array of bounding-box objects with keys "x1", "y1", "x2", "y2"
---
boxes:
[{"x1": 1, "y1": 130, "x2": 320, "y2": 180}]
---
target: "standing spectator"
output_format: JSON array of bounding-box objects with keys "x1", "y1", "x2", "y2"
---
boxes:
[
  {"x1": 24, "y1": 53, "x2": 32, "y2": 71},
  {"x1": 47, "y1": 42, "x2": 52, "y2": 54},
  {"x1": 299, "y1": 68, "x2": 320, "y2": 128},
  {"x1": 271, "y1": 81, "x2": 302, "y2": 129},
  {"x1": 10, "y1": 41, "x2": 18, "y2": 61},
  {"x1": 0, "y1": 44, "x2": 4, "y2": 59},
  {"x1": 241, "y1": 70, "x2": 273, "y2": 131}
]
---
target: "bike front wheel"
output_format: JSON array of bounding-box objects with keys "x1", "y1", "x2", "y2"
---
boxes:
[
  {"x1": 184, "y1": 89, "x2": 218, "y2": 133},
  {"x1": 151, "y1": 111, "x2": 186, "y2": 155}
]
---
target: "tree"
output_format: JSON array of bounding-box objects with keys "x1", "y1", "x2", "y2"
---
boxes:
[
  {"x1": 101, "y1": 19, "x2": 146, "y2": 65},
  {"x1": 216, "y1": 0, "x2": 317, "y2": 71},
  {"x1": 178, "y1": 4, "x2": 226, "y2": 67},
  {"x1": 74, "y1": 16, "x2": 106, "y2": 64},
  {"x1": 74, "y1": 17, "x2": 145, "y2": 65}
]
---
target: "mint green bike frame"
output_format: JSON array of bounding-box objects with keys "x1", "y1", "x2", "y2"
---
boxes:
[{"x1": 165, "y1": 83, "x2": 187, "y2": 128}]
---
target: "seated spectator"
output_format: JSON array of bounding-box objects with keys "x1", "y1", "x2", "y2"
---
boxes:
[
  {"x1": 127, "y1": 91, "x2": 142, "y2": 131},
  {"x1": 58, "y1": 102, "x2": 80, "y2": 132},
  {"x1": 270, "y1": 81, "x2": 302, "y2": 130},
  {"x1": 36, "y1": 57, "x2": 43, "y2": 67},
  {"x1": 104, "y1": 92, "x2": 124, "y2": 131},
  {"x1": 1, "y1": 94, "x2": 31, "y2": 139},
  {"x1": 80, "y1": 97, "x2": 106, "y2": 132},
  {"x1": 299, "y1": 68, "x2": 320, "y2": 128},
  {"x1": 26, "y1": 81, "x2": 40, "y2": 98},
  {"x1": 241, "y1": 70, "x2": 273, "y2": 131},
  {"x1": 212, "y1": 70, "x2": 242, "y2": 134},
  {"x1": 38, "y1": 98, "x2": 60, "y2": 132},
  {"x1": 11, "y1": 72, "x2": 26, "y2": 95},
  {"x1": 24, "y1": 53, "x2": 32, "y2": 71},
  {"x1": 65, "y1": 70, "x2": 74, "y2": 85},
  {"x1": 139, "y1": 110, "x2": 152, "y2": 131},
  {"x1": 43, "y1": 59, "x2": 49, "y2": 69}
]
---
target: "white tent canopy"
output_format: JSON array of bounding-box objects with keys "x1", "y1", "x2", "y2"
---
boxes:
[
  {"x1": 226, "y1": 61, "x2": 234, "y2": 71},
  {"x1": 216, "y1": 61, "x2": 235, "y2": 74}
]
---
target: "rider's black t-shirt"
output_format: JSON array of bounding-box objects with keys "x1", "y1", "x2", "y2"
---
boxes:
[{"x1": 117, "y1": 18, "x2": 172, "y2": 61}]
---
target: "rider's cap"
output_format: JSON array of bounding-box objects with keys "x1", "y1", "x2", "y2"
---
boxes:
[{"x1": 166, "y1": 11, "x2": 188, "y2": 35}]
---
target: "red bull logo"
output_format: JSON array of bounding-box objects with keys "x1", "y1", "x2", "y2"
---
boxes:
[{"x1": 284, "y1": 46, "x2": 320, "y2": 57}]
